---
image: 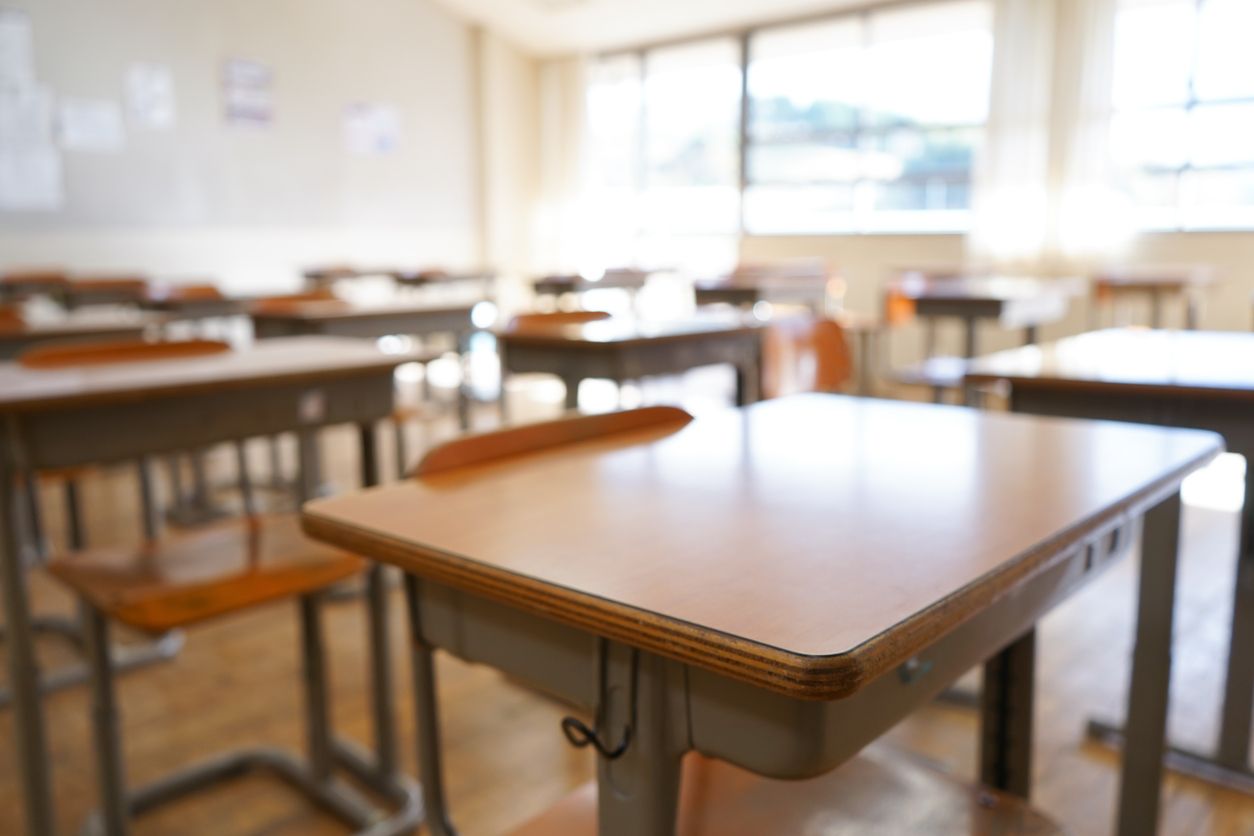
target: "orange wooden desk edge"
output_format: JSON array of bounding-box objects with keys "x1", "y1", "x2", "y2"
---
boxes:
[{"x1": 302, "y1": 409, "x2": 1221, "y2": 702}]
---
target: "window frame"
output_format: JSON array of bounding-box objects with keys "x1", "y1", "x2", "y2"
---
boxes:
[{"x1": 1112, "y1": 0, "x2": 1254, "y2": 232}]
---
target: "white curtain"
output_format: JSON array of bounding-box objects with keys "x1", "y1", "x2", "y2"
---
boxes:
[
  {"x1": 968, "y1": 0, "x2": 1131, "y2": 272},
  {"x1": 534, "y1": 55, "x2": 589, "y2": 274}
]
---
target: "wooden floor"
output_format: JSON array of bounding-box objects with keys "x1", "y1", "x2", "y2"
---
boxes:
[{"x1": 2, "y1": 373, "x2": 1254, "y2": 835}]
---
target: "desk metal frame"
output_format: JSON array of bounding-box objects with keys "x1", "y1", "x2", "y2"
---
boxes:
[
  {"x1": 0, "y1": 350, "x2": 418, "y2": 835},
  {"x1": 395, "y1": 490, "x2": 1176, "y2": 835},
  {"x1": 987, "y1": 382, "x2": 1254, "y2": 794}
]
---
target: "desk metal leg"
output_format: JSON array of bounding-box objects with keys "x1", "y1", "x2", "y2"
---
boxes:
[
  {"x1": 403, "y1": 575, "x2": 457, "y2": 836},
  {"x1": 1217, "y1": 464, "x2": 1254, "y2": 769},
  {"x1": 0, "y1": 424, "x2": 56, "y2": 835},
  {"x1": 962, "y1": 317, "x2": 978, "y2": 360},
  {"x1": 735, "y1": 342, "x2": 761, "y2": 406},
  {"x1": 597, "y1": 645, "x2": 688, "y2": 836},
  {"x1": 1087, "y1": 473, "x2": 1254, "y2": 796},
  {"x1": 1116, "y1": 493, "x2": 1181, "y2": 836},
  {"x1": 980, "y1": 629, "x2": 1035, "y2": 798},
  {"x1": 562, "y1": 375, "x2": 581, "y2": 411}
]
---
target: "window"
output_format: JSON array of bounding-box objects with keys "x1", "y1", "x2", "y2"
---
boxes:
[
  {"x1": 582, "y1": 0, "x2": 993, "y2": 251},
  {"x1": 744, "y1": 1, "x2": 992, "y2": 234},
  {"x1": 584, "y1": 40, "x2": 741, "y2": 273},
  {"x1": 1112, "y1": 0, "x2": 1254, "y2": 229}
]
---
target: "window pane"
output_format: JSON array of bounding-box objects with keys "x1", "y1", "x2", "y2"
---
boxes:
[
  {"x1": 743, "y1": 184, "x2": 856, "y2": 234},
  {"x1": 864, "y1": 126, "x2": 979, "y2": 210},
  {"x1": 586, "y1": 55, "x2": 641, "y2": 192},
  {"x1": 1113, "y1": 0, "x2": 1194, "y2": 108},
  {"x1": 1190, "y1": 103, "x2": 1254, "y2": 167},
  {"x1": 1110, "y1": 108, "x2": 1188, "y2": 168},
  {"x1": 643, "y1": 39, "x2": 741, "y2": 235},
  {"x1": 748, "y1": 19, "x2": 864, "y2": 143},
  {"x1": 747, "y1": 142, "x2": 861, "y2": 185},
  {"x1": 644, "y1": 39, "x2": 741, "y2": 190},
  {"x1": 1181, "y1": 169, "x2": 1254, "y2": 229},
  {"x1": 1195, "y1": 0, "x2": 1254, "y2": 101},
  {"x1": 864, "y1": 0, "x2": 993, "y2": 128}
]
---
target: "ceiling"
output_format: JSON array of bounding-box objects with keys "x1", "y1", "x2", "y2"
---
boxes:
[{"x1": 435, "y1": 0, "x2": 879, "y2": 55}]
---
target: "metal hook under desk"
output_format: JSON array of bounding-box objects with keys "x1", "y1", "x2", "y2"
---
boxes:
[{"x1": 561, "y1": 639, "x2": 638, "y2": 761}]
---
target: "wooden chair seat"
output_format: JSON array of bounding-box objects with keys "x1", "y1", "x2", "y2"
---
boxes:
[
  {"x1": 512, "y1": 744, "x2": 1063, "y2": 836},
  {"x1": 49, "y1": 514, "x2": 362, "y2": 634},
  {"x1": 507, "y1": 310, "x2": 612, "y2": 332}
]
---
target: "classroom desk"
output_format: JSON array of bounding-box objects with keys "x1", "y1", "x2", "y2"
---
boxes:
[
  {"x1": 497, "y1": 316, "x2": 762, "y2": 410},
  {"x1": 887, "y1": 275, "x2": 1080, "y2": 357},
  {"x1": 0, "y1": 311, "x2": 162, "y2": 360},
  {"x1": 1091, "y1": 270, "x2": 1213, "y2": 330},
  {"x1": 693, "y1": 274, "x2": 829, "y2": 314},
  {"x1": 966, "y1": 327, "x2": 1254, "y2": 794},
  {"x1": 251, "y1": 300, "x2": 476, "y2": 427},
  {"x1": 390, "y1": 269, "x2": 495, "y2": 299},
  {"x1": 303, "y1": 395, "x2": 1220, "y2": 836},
  {"x1": 532, "y1": 270, "x2": 650, "y2": 307},
  {"x1": 0, "y1": 336, "x2": 421, "y2": 836},
  {"x1": 143, "y1": 293, "x2": 245, "y2": 322}
]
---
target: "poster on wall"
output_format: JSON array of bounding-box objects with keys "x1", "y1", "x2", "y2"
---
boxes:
[
  {"x1": 0, "y1": 8, "x2": 34, "y2": 88},
  {"x1": 0, "y1": 83, "x2": 63, "y2": 210},
  {"x1": 0, "y1": 146, "x2": 62, "y2": 210},
  {"x1": 58, "y1": 97, "x2": 126, "y2": 152},
  {"x1": 126, "y1": 63, "x2": 176, "y2": 130},
  {"x1": 223, "y1": 58, "x2": 273, "y2": 126},
  {"x1": 343, "y1": 102, "x2": 400, "y2": 155}
]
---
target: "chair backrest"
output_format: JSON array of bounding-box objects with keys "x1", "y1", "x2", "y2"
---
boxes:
[
  {"x1": 507, "y1": 310, "x2": 612, "y2": 332},
  {"x1": 150, "y1": 283, "x2": 226, "y2": 302},
  {"x1": 761, "y1": 315, "x2": 853, "y2": 398},
  {"x1": 0, "y1": 303, "x2": 23, "y2": 329},
  {"x1": 20, "y1": 338, "x2": 231, "y2": 370},
  {"x1": 414, "y1": 406, "x2": 694, "y2": 478},
  {"x1": 1, "y1": 268, "x2": 68, "y2": 291}
]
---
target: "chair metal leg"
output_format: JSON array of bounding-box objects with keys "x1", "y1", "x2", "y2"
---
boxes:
[{"x1": 83, "y1": 604, "x2": 131, "y2": 836}]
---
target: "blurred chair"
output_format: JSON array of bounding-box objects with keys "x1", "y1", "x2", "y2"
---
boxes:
[{"x1": 761, "y1": 315, "x2": 853, "y2": 399}]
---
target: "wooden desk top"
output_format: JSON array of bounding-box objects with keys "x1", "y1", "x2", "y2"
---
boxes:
[
  {"x1": 533, "y1": 270, "x2": 649, "y2": 293},
  {"x1": 249, "y1": 300, "x2": 475, "y2": 323},
  {"x1": 0, "y1": 310, "x2": 163, "y2": 342},
  {"x1": 303, "y1": 394, "x2": 1220, "y2": 699},
  {"x1": 1092, "y1": 269, "x2": 1214, "y2": 292},
  {"x1": 497, "y1": 316, "x2": 759, "y2": 349},
  {"x1": 886, "y1": 275, "x2": 1083, "y2": 303},
  {"x1": 965, "y1": 328, "x2": 1254, "y2": 401},
  {"x1": 0, "y1": 336, "x2": 417, "y2": 412}
]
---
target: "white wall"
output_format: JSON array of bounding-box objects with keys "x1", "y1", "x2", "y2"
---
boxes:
[{"x1": 1, "y1": 0, "x2": 481, "y2": 293}]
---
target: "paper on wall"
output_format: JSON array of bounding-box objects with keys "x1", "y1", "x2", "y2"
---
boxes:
[
  {"x1": 126, "y1": 63, "x2": 175, "y2": 129},
  {"x1": 0, "y1": 9, "x2": 34, "y2": 88},
  {"x1": 223, "y1": 58, "x2": 273, "y2": 126},
  {"x1": 0, "y1": 145, "x2": 63, "y2": 210},
  {"x1": 344, "y1": 103, "x2": 400, "y2": 155},
  {"x1": 0, "y1": 83, "x2": 53, "y2": 146},
  {"x1": 58, "y1": 97, "x2": 126, "y2": 152}
]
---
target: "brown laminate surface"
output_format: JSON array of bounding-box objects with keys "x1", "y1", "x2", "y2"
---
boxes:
[
  {"x1": 0, "y1": 335, "x2": 416, "y2": 411},
  {"x1": 249, "y1": 300, "x2": 474, "y2": 324},
  {"x1": 965, "y1": 328, "x2": 1254, "y2": 400},
  {"x1": 304, "y1": 394, "x2": 1220, "y2": 699},
  {"x1": 495, "y1": 315, "x2": 759, "y2": 350}
]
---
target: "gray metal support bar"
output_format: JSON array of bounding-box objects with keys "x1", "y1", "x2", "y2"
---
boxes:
[
  {"x1": 1117, "y1": 493, "x2": 1182, "y2": 836},
  {"x1": 84, "y1": 604, "x2": 131, "y2": 836},
  {"x1": 403, "y1": 574, "x2": 458, "y2": 836},
  {"x1": 1216, "y1": 459, "x2": 1254, "y2": 768},
  {"x1": 0, "y1": 424, "x2": 56, "y2": 835},
  {"x1": 64, "y1": 477, "x2": 86, "y2": 550},
  {"x1": 137, "y1": 457, "x2": 160, "y2": 542},
  {"x1": 300, "y1": 595, "x2": 333, "y2": 781},
  {"x1": 597, "y1": 645, "x2": 689, "y2": 836},
  {"x1": 979, "y1": 629, "x2": 1036, "y2": 798}
]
